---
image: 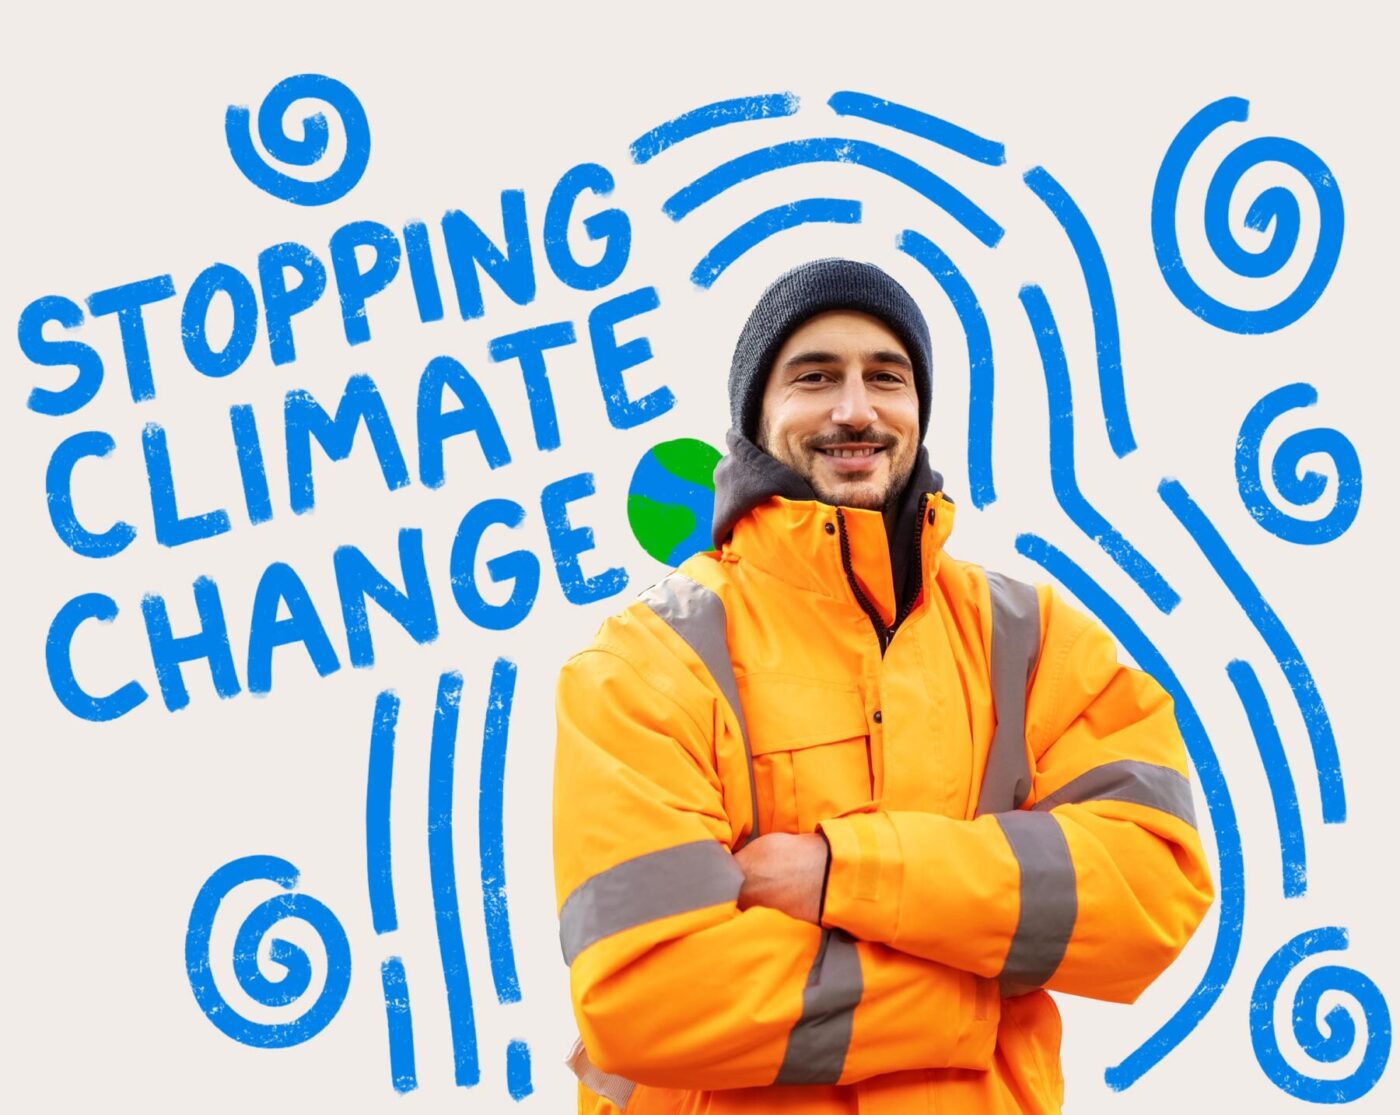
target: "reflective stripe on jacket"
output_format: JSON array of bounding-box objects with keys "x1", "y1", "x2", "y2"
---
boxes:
[{"x1": 553, "y1": 490, "x2": 1214, "y2": 1114}]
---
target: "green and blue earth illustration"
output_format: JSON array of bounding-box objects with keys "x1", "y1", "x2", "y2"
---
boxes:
[{"x1": 627, "y1": 437, "x2": 723, "y2": 565}]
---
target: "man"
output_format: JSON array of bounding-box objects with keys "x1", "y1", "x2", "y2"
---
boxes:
[{"x1": 553, "y1": 259, "x2": 1213, "y2": 1113}]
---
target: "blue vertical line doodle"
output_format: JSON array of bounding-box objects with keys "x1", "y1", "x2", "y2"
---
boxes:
[
  {"x1": 1235, "y1": 382, "x2": 1362, "y2": 545},
  {"x1": 826, "y1": 91, "x2": 1006, "y2": 166},
  {"x1": 1151, "y1": 96, "x2": 1344, "y2": 334},
  {"x1": 630, "y1": 93, "x2": 801, "y2": 165},
  {"x1": 479, "y1": 657, "x2": 523, "y2": 1004},
  {"x1": 185, "y1": 855, "x2": 352, "y2": 1048},
  {"x1": 692, "y1": 198, "x2": 862, "y2": 288},
  {"x1": 1019, "y1": 285, "x2": 1180, "y2": 612},
  {"x1": 1023, "y1": 166, "x2": 1137, "y2": 458},
  {"x1": 380, "y1": 957, "x2": 419, "y2": 1094},
  {"x1": 1159, "y1": 478, "x2": 1346, "y2": 824},
  {"x1": 662, "y1": 137, "x2": 1005, "y2": 248},
  {"x1": 428, "y1": 670, "x2": 481, "y2": 1087},
  {"x1": 1227, "y1": 660, "x2": 1307, "y2": 898},
  {"x1": 365, "y1": 689, "x2": 401, "y2": 934},
  {"x1": 225, "y1": 73, "x2": 371, "y2": 207},
  {"x1": 507, "y1": 1039, "x2": 534, "y2": 1101},
  {"x1": 1250, "y1": 927, "x2": 1391, "y2": 1103},
  {"x1": 1014, "y1": 533, "x2": 1243, "y2": 1091},
  {"x1": 897, "y1": 228, "x2": 997, "y2": 508}
]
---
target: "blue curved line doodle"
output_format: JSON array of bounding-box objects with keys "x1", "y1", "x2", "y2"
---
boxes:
[
  {"x1": 826, "y1": 91, "x2": 1006, "y2": 166},
  {"x1": 692, "y1": 198, "x2": 862, "y2": 288},
  {"x1": 663, "y1": 137, "x2": 1005, "y2": 248},
  {"x1": 185, "y1": 854, "x2": 353, "y2": 1048},
  {"x1": 1014, "y1": 533, "x2": 1244, "y2": 1091},
  {"x1": 1023, "y1": 166, "x2": 1136, "y2": 458},
  {"x1": 1151, "y1": 96, "x2": 1345, "y2": 333},
  {"x1": 1226, "y1": 660, "x2": 1307, "y2": 898},
  {"x1": 225, "y1": 73, "x2": 371, "y2": 206},
  {"x1": 381, "y1": 957, "x2": 419, "y2": 1094},
  {"x1": 630, "y1": 92, "x2": 800, "y2": 165},
  {"x1": 1159, "y1": 478, "x2": 1346, "y2": 824},
  {"x1": 480, "y1": 657, "x2": 523, "y2": 1004},
  {"x1": 1250, "y1": 927, "x2": 1391, "y2": 1103},
  {"x1": 507, "y1": 1039, "x2": 534, "y2": 1101},
  {"x1": 1236, "y1": 382, "x2": 1362, "y2": 545},
  {"x1": 365, "y1": 689, "x2": 400, "y2": 934},
  {"x1": 1019, "y1": 285, "x2": 1180, "y2": 612},
  {"x1": 896, "y1": 228, "x2": 997, "y2": 508},
  {"x1": 428, "y1": 670, "x2": 480, "y2": 1087}
]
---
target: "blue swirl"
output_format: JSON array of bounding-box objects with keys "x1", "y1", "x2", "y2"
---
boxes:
[
  {"x1": 1237, "y1": 382, "x2": 1362, "y2": 545},
  {"x1": 692, "y1": 198, "x2": 861, "y2": 288},
  {"x1": 1251, "y1": 927, "x2": 1391, "y2": 1103},
  {"x1": 897, "y1": 229, "x2": 997, "y2": 508},
  {"x1": 630, "y1": 93, "x2": 799, "y2": 164},
  {"x1": 663, "y1": 137, "x2": 1004, "y2": 247},
  {"x1": 826, "y1": 91, "x2": 1005, "y2": 165},
  {"x1": 1159, "y1": 477, "x2": 1346, "y2": 824},
  {"x1": 1151, "y1": 97, "x2": 1344, "y2": 333},
  {"x1": 1015, "y1": 534, "x2": 1244, "y2": 1091},
  {"x1": 185, "y1": 855, "x2": 351, "y2": 1048},
  {"x1": 1019, "y1": 284, "x2": 1180, "y2": 613},
  {"x1": 225, "y1": 73, "x2": 371, "y2": 206}
]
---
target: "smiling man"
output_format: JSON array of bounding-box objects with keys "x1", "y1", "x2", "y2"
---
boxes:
[{"x1": 553, "y1": 259, "x2": 1213, "y2": 1114}]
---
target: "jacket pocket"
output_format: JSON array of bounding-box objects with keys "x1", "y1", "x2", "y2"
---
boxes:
[{"x1": 740, "y1": 678, "x2": 872, "y2": 835}]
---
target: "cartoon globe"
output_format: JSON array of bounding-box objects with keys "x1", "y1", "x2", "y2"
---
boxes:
[{"x1": 627, "y1": 437, "x2": 723, "y2": 565}]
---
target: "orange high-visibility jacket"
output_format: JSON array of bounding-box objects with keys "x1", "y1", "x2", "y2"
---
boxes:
[{"x1": 553, "y1": 486, "x2": 1213, "y2": 1114}]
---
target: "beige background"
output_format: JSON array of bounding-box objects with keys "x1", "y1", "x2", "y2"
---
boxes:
[{"x1": 3, "y1": 1, "x2": 1395, "y2": 1110}]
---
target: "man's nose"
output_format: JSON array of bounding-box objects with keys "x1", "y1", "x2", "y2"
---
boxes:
[{"x1": 830, "y1": 370, "x2": 878, "y2": 429}]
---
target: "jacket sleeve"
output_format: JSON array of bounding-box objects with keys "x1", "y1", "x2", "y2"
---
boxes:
[
  {"x1": 554, "y1": 635, "x2": 1000, "y2": 1091},
  {"x1": 817, "y1": 585, "x2": 1215, "y2": 1003}
]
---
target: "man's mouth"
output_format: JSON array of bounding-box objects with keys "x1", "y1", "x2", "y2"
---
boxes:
[{"x1": 815, "y1": 445, "x2": 885, "y2": 459}]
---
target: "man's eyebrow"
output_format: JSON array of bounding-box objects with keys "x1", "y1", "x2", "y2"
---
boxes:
[{"x1": 780, "y1": 348, "x2": 913, "y2": 371}]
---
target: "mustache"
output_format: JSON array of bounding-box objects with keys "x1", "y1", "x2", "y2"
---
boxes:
[{"x1": 805, "y1": 431, "x2": 897, "y2": 450}]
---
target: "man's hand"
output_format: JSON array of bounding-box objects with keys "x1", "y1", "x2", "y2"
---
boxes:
[{"x1": 733, "y1": 832, "x2": 828, "y2": 925}]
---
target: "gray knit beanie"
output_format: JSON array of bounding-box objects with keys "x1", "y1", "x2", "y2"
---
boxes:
[{"x1": 728, "y1": 258, "x2": 933, "y2": 442}]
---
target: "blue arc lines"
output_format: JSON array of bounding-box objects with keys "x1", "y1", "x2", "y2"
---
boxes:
[
  {"x1": 630, "y1": 93, "x2": 800, "y2": 164},
  {"x1": 1015, "y1": 533, "x2": 1243, "y2": 1092},
  {"x1": 692, "y1": 198, "x2": 862, "y2": 288},
  {"x1": 1227, "y1": 660, "x2": 1308, "y2": 898},
  {"x1": 898, "y1": 229, "x2": 997, "y2": 508},
  {"x1": 366, "y1": 690, "x2": 401, "y2": 934},
  {"x1": 663, "y1": 137, "x2": 1004, "y2": 248},
  {"x1": 480, "y1": 658, "x2": 523, "y2": 1004},
  {"x1": 1024, "y1": 166, "x2": 1137, "y2": 458},
  {"x1": 1159, "y1": 479, "x2": 1345, "y2": 824},
  {"x1": 827, "y1": 91, "x2": 1006, "y2": 166},
  {"x1": 1020, "y1": 285, "x2": 1179, "y2": 612}
]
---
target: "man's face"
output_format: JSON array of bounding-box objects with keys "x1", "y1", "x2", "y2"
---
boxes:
[{"x1": 756, "y1": 310, "x2": 921, "y2": 512}]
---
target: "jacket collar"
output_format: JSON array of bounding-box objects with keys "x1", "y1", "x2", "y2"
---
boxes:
[{"x1": 711, "y1": 430, "x2": 954, "y2": 625}]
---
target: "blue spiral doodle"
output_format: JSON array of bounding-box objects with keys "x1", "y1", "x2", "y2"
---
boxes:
[
  {"x1": 1151, "y1": 97, "x2": 1344, "y2": 333},
  {"x1": 185, "y1": 855, "x2": 351, "y2": 1048},
  {"x1": 1251, "y1": 927, "x2": 1391, "y2": 1103},
  {"x1": 225, "y1": 73, "x2": 371, "y2": 206},
  {"x1": 1236, "y1": 382, "x2": 1362, "y2": 545}
]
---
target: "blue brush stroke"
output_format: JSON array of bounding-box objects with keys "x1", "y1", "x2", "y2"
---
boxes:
[
  {"x1": 1024, "y1": 166, "x2": 1136, "y2": 457},
  {"x1": 664, "y1": 137, "x2": 1004, "y2": 248},
  {"x1": 897, "y1": 228, "x2": 996, "y2": 508},
  {"x1": 507, "y1": 1040, "x2": 534, "y2": 1101},
  {"x1": 1019, "y1": 285, "x2": 1179, "y2": 612},
  {"x1": 1250, "y1": 927, "x2": 1392, "y2": 1103},
  {"x1": 1235, "y1": 382, "x2": 1362, "y2": 545},
  {"x1": 480, "y1": 658, "x2": 523, "y2": 1005},
  {"x1": 365, "y1": 689, "x2": 400, "y2": 935},
  {"x1": 692, "y1": 197, "x2": 862, "y2": 288},
  {"x1": 1226, "y1": 660, "x2": 1307, "y2": 898},
  {"x1": 428, "y1": 670, "x2": 480, "y2": 1087},
  {"x1": 1159, "y1": 478, "x2": 1346, "y2": 824},
  {"x1": 630, "y1": 93, "x2": 800, "y2": 164},
  {"x1": 826, "y1": 91, "x2": 1005, "y2": 165},
  {"x1": 1014, "y1": 533, "x2": 1243, "y2": 1091},
  {"x1": 1150, "y1": 97, "x2": 1345, "y2": 334},
  {"x1": 380, "y1": 957, "x2": 419, "y2": 1094}
]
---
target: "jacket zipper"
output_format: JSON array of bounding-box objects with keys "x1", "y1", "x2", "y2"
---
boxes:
[{"x1": 835, "y1": 493, "x2": 929, "y2": 657}]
